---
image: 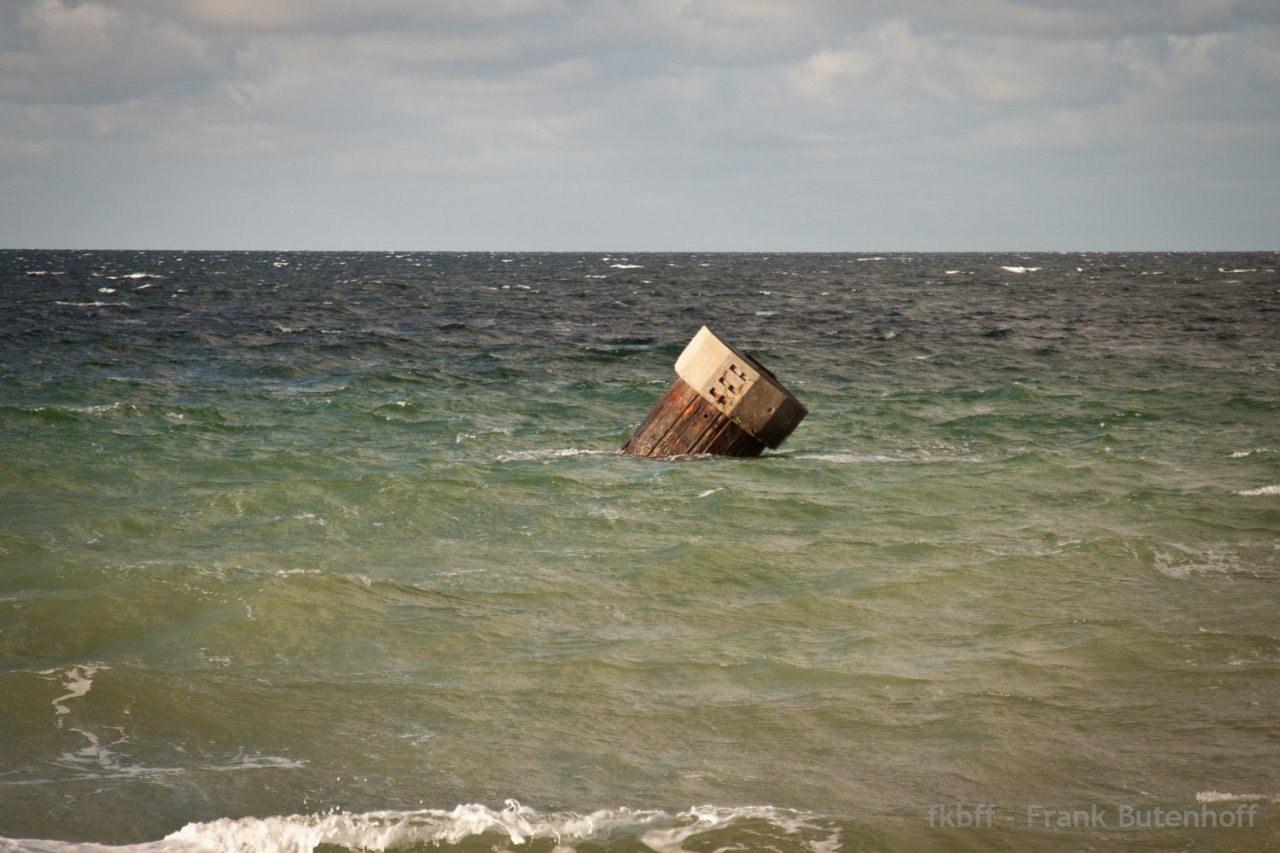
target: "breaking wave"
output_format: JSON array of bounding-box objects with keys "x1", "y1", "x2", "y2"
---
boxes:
[{"x1": 0, "y1": 802, "x2": 842, "y2": 853}]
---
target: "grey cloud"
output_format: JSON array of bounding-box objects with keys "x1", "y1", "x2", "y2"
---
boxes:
[
  {"x1": 116, "y1": 0, "x2": 565, "y2": 34},
  {"x1": 816, "y1": 0, "x2": 1280, "y2": 38},
  {"x1": 0, "y1": 0, "x2": 232, "y2": 105},
  {"x1": 1, "y1": 0, "x2": 1276, "y2": 249}
]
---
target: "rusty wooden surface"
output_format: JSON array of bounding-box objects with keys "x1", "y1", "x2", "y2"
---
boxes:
[{"x1": 620, "y1": 377, "x2": 767, "y2": 458}]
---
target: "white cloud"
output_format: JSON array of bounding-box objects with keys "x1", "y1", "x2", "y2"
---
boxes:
[
  {"x1": 0, "y1": 0, "x2": 1276, "y2": 249},
  {"x1": 789, "y1": 49, "x2": 875, "y2": 100}
]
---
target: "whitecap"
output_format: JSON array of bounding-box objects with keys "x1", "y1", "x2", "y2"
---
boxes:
[
  {"x1": 0, "y1": 802, "x2": 838, "y2": 853},
  {"x1": 1153, "y1": 543, "x2": 1253, "y2": 578},
  {"x1": 788, "y1": 450, "x2": 986, "y2": 464},
  {"x1": 495, "y1": 448, "x2": 611, "y2": 462},
  {"x1": 1236, "y1": 484, "x2": 1280, "y2": 496},
  {"x1": 1000, "y1": 265, "x2": 1041, "y2": 273},
  {"x1": 1196, "y1": 791, "x2": 1277, "y2": 803},
  {"x1": 609, "y1": 264, "x2": 642, "y2": 269}
]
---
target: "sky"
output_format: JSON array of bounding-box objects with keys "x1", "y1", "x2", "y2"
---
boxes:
[{"x1": 1, "y1": 0, "x2": 1278, "y2": 251}]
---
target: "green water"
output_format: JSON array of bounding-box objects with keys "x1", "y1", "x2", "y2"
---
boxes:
[{"x1": 1, "y1": 250, "x2": 1278, "y2": 851}]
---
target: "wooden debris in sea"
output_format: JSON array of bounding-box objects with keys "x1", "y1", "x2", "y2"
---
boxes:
[{"x1": 621, "y1": 326, "x2": 807, "y2": 459}]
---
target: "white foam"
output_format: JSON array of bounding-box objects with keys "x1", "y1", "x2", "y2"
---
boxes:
[
  {"x1": 1000, "y1": 265, "x2": 1041, "y2": 273},
  {"x1": 1236, "y1": 484, "x2": 1280, "y2": 496},
  {"x1": 24, "y1": 402, "x2": 124, "y2": 417},
  {"x1": 203, "y1": 753, "x2": 308, "y2": 773},
  {"x1": 790, "y1": 450, "x2": 985, "y2": 464},
  {"x1": 49, "y1": 664, "x2": 105, "y2": 725},
  {"x1": 57, "y1": 728, "x2": 184, "y2": 782},
  {"x1": 1152, "y1": 543, "x2": 1257, "y2": 578},
  {"x1": 609, "y1": 264, "x2": 642, "y2": 269},
  {"x1": 1196, "y1": 791, "x2": 1277, "y2": 803},
  {"x1": 639, "y1": 805, "x2": 838, "y2": 853},
  {"x1": 0, "y1": 802, "x2": 837, "y2": 853},
  {"x1": 494, "y1": 448, "x2": 611, "y2": 463}
]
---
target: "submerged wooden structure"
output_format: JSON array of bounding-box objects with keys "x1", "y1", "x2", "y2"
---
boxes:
[{"x1": 621, "y1": 326, "x2": 808, "y2": 458}]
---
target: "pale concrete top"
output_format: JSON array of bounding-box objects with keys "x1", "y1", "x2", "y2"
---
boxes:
[{"x1": 674, "y1": 326, "x2": 808, "y2": 448}]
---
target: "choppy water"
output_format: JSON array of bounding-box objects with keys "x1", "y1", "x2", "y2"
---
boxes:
[{"x1": 1, "y1": 250, "x2": 1278, "y2": 852}]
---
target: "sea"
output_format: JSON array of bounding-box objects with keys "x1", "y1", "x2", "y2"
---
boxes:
[{"x1": 1, "y1": 250, "x2": 1277, "y2": 853}]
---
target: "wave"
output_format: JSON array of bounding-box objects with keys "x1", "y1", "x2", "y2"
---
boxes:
[
  {"x1": 1196, "y1": 791, "x2": 1277, "y2": 803},
  {"x1": 0, "y1": 802, "x2": 841, "y2": 853},
  {"x1": 782, "y1": 449, "x2": 986, "y2": 464},
  {"x1": 1, "y1": 402, "x2": 126, "y2": 421},
  {"x1": 1235, "y1": 484, "x2": 1280, "y2": 496},
  {"x1": 494, "y1": 448, "x2": 616, "y2": 463}
]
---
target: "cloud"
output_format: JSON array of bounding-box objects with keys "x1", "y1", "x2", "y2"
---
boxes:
[
  {"x1": 815, "y1": 0, "x2": 1280, "y2": 39},
  {"x1": 0, "y1": 0, "x2": 224, "y2": 105},
  {"x1": 0, "y1": 0, "x2": 1276, "y2": 249},
  {"x1": 119, "y1": 0, "x2": 566, "y2": 33}
]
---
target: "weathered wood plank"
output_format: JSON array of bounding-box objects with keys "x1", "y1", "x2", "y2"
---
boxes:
[{"x1": 620, "y1": 327, "x2": 804, "y2": 459}]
